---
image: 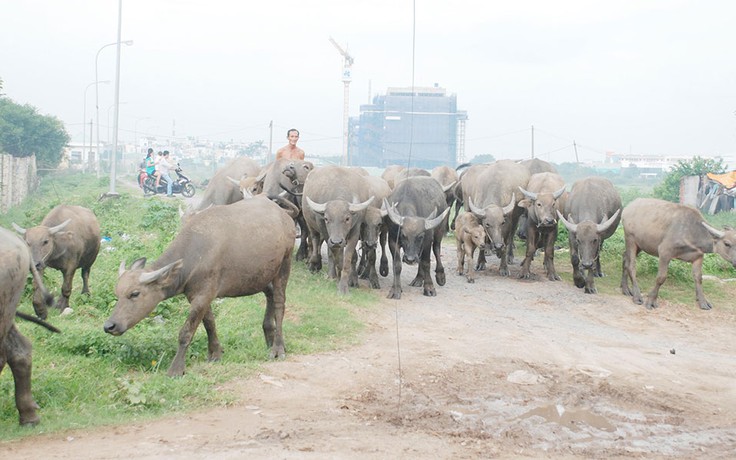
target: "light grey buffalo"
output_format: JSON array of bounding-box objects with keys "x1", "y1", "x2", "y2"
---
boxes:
[
  {"x1": 0, "y1": 226, "x2": 58, "y2": 426},
  {"x1": 384, "y1": 176, "x2": 451, "y2": 299},
  {"x1": 192, "y1": 156, "x2": 261, "y2": 212},
  {"x1": 517, "y1": 172, "x2": 567, "y2": 280},
  {"x1": 620, "y1": 198, "x2": 736, "y2": 310},
  {"x1": 303, "y1": 166, "x2": 373, "y2": 295},
  {"x1": 557, "y1": 177, "x2": 621, "y2": 294},
  {"x1": 104, "y1": 198, "x2": 295, "y2": 377},
  {"x1": 467, "y1": 160, "x2": 531, "y2": 275},
  {"x1": 13, "y1": 205, "x2": 100, "y2": 318}
]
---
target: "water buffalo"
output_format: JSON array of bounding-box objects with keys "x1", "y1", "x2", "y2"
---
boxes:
[
  {"x1": 381, "y1": 164, "x2": 406, "y2": 189},
  {"x1": 620, "y1": 198, "x2": 736, "y2": 310},
  {"x1": 431, "y1": 165, "x2": 459, "y2": 232},
  {"x1": 451, "y1": 162, "x2": 489, "y2": 231},
  {"x1": 557, "y1": 177, "x2": 622, "y2": 294},
  {"x1": 467, "y1": 160, "x2": 531, "y2": 275},
  {"x1": 358, "y1": 175, "x2": 391, "y2": 288},
  {"x1": 13, "y1": 205, "x2": 100, "y2": 317},
  {"x1": 517, "y1": 172, "x2": 567, "y2": 280},
  {"x1": 384, "y1": 176, "x2": 451, "y2": 299},
  {"x1": 104, "y1": 197, "x2": 295, "y2": 377},
  {"x1": 192, "y1": 156, "x2": 261, "y2": 212},
  {"x1": 302, "y1": 166, "x2": 373, "y2": 295},
  {"x1": 517, "y1": 158, "x2": 558, "y2": 240},
  {"x1": 257, "y1": 159, "x2": 315, "y2": 261},
  {"x1": 454, "y1": 212, "x2": 486, "y2": 283},
  {"x1": 0, "y1": 226, "x2": 57, "y2": 425}
]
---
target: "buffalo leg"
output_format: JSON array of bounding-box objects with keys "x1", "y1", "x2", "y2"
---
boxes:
[
  {"x1": 367, "y1": 247, "x2": 380, "y2": 289},
  {"x1": 519, "y1": 225, "x2": 537, "y2": 279},
  {"x1": 81, "y1": 265, "x2": 92, "y2": 294},
  {"x1": 475, "y1": 247, "x2": 487, "y2": 271},
  {"x1": 308, "y1": 231, "x2": 323, "y2": 273},
  {"x1": 379, "y1": 227, "x2": 389, "y2": 277},
  {"x1": 645, "y1": 254, "x2": 672, "y2": 309},
  {"x1": 6, "y1": 326, "x2": 40, "y2": 426},
  {"x1": 387, "y1": 236, "x2": 403, "y2": 299},
  {"x1": 691, "y1": 257, "x2": 713, "y2": 310},
  {"x1": 295, "y1": 213, "x2": 309, "y2": 261},
  {"x1": 456, "y1": 236, "x2": 465, "y2": 276},
  {"x1": 263, "y1": 251, "x2": 290, "y2": 357},
  {"x1": 570, "y1": 237, "x2": 586, "y2": 289},
  {"x1": 621, "y1": 240, "x2": 643, "y2": 304},
  {"x1": 31, "y1": 267, "x2": 48, "y2": 320},
  {"x1": 584, "y1": 267, "x2": 597, "y2": 294},
  {"x1": 56, "y1": 268, "x2": 75, "y2": 310},
  {"x1": 201, "y1": 307, "x2": 223, "y2": 362},
  {"x1": 420, "y1": 245, "x2": 436, "y2": 297},
  {"x1": 168, "y1": 297, "x2": 213, "y2": 377},
  {"x1": 433, "y1": 232, "x2": 446, "y2": 286},
  {"x1": 542, "y1": 228, "x2": 560, "y2": 281}
]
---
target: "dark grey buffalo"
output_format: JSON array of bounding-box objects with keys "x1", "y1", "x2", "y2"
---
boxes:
[
  {"x1": 104, "y1": 198, "x2": 295, "y2": 377},
  {"x1": 620, "y1": 198, "x2": 736, "y2": 310},
  {"x1": 517, "y1": 158, "x2": 558, "y2": 240},
  {"x1": 0, "y1": 226, "x2": 56, "y2": 425},
  {"x1": 14, "y1": 205, "x2": 100, "y2": 317},
  {"x1": 517, "y1": 172, "x2": 567, "y2": 280},
  {"x1": 467, "y1": 160, "x2": 531, "y2": 275},
  {"x1": 384, "y1": 176, "x2": 451, "y2": 299},
  {"x1": 303, "y1": 166, "x2": 373, "y2": 295},
  {"x1": 557, "y1": 177, "x2": 622, "y2": 294},
  {"x1": 193, "y1": 156, "x2": 261, "y2": 212}
]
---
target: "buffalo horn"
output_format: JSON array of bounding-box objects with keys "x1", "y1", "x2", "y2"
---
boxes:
[
  {"x1": 118, "y1": 260, "x2": 127, "y2": 277},
  {"x1": 384, "y1": 198, "x2": 404, "y2": 226},
  {"x1": 518, "y1": 186, "x2": 537, "y2": 201},
  {"x1": 48, "y1": 219, "x2": 72, "y2": 235},
  {"x1": 596, "y1": 209, "x2": 621, "y2": 233},
  {"x1": 557, "y1": 210, "x2": 577, "y2": 233},
  {"x1": 467, "y1": 196, "x2": 485, "y2": 218},
  {"x1": 502, "y1": 193, "x2": 516, "y2": 215},
  {"x1": 442, "y1": 181, "x2": 456, "y2": 193},
  {"x1": 11, "y1": 222, "x2": 26, "y2": 235},
  {"x1": 702, "y1": 221, "x2": 725, "y2": 239},
  {"x1": 226, "y1": 175, "x2": 240, "y2": 187},
  {"x1": 553, "y1": 185, "x2": 566, "y2": 200},
  {"x1": 425, "y1": 207, "x2": 451, "y2": 231},
  {"x1": 139, "y1": 259, "x2": 182, "y2": 285},
  {"x1": 305, "y1": 196, "x2": 327, "y2": 214},
  {"x1": 348, "y1": 196, "x2": 375, "y2": 213}
]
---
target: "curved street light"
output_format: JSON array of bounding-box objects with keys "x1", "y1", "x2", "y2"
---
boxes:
[
  {"x1": 95, "y1": 39, "x2": 133, "y2": 178},
  {"x1": 83, "y1": 80, "x2": 109, "y2": 173}
]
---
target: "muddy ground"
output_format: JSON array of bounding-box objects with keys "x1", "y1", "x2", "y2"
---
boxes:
[{"x1": 2, "y1": 239, "x2": 736, "y2": 459}]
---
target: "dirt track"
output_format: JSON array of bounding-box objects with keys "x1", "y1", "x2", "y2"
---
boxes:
[{"x1": 3, "y1": 238, "x2": 735, "y2": 459}]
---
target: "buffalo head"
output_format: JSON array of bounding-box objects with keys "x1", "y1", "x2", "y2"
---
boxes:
[
  {"x1": 703, "y1": 223, "x2": 736, "y2": 268},
  {"x1": 307, "y1": 196, "x2": 374, "y2": 249},
  {"x1": 468, "y1": 194, "x2": 515, "y2": 251},
  {"x1": 13, "y1": 219, "x2": 71, "y2": 270},
  {"x1": 384, "y1": 199, "x2": 450, "y2": 265},
  {"x1": 518, "y1": 185, "x2": 565, "y2": 228},
  {"x1": 558, "y1": 209, "x2": 620, "y2": 269},
  {"x1": 103, "y1": 258, "x2": 183, "y2": 336}
]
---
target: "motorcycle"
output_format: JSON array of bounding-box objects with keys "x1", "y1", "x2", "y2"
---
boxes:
[{"x1": 142, "y1": 163, "x2": 196, "y2": 197}]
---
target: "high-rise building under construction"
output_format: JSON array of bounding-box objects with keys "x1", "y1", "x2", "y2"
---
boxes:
[{"x1": 351, "y1": 85, "x2": 467, "y2": 168}]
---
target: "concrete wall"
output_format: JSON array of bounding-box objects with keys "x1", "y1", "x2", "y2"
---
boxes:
[{"x1": 0, "y1": 153, "x2": 37, "y2": 212}]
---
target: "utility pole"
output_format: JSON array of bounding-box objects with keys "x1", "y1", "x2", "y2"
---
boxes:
[
  {"x1": 573, "y1": 140, "x2": 579, "y2": 164},
  {"x1": 329, "y1": 37, "x2": 354, "y2": 166},
  {"x1": 268, "y1": 120, "x2": 273, "y2": 164},
  {"x1": 531, "y1": 125, "x2": 535, "y2": 159}
]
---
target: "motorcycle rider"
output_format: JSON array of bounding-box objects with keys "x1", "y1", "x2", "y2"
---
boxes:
[{"x1": 158, "y1": 150, "x2": 175, "y2": 197}]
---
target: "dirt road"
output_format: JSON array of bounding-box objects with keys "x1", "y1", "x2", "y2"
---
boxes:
[{"x1": 3, "y1": 238, "x2": 736, "y2": 459}]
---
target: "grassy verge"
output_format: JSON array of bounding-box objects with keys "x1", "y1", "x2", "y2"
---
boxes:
[{"x1": 0, "y1": 171, "x2": 378, "y2": 440}]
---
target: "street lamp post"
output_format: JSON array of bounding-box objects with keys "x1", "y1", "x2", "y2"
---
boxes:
[
  {"x1": 134, "y1": 117, "x2": 151, "y2": 162},
  {"x1": 95, "y1": 39, "x2": 133, "y2": 178},
  {"x1": 83, "y1": 80, "x2": 109, "y2": 173}
]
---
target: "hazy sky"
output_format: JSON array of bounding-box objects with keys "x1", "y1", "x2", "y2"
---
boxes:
[{"x1": 2, "y1": 0, "x2": 735, "y2": 164}]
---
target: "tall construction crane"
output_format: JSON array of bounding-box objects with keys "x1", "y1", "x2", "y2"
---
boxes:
[{"x1": 329, "y1": 37, "x2": 353, "y2": 166}]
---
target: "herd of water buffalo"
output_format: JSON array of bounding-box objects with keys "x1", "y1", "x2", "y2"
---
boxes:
[{"x1": 2, "y1": 156, "x2": 735, "y2": 426}]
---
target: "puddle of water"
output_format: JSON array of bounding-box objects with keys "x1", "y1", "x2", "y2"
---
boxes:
[{"x1": 519, "y1": 404, "x2": 616, "y2": 432}]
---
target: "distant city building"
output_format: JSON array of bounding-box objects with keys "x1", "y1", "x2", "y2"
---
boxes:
[
  {"x1": 350, "y1": 85, "x2": 467, "y2": 169},
  {"x1": 600, "y1": 151, "x2": 697, "y2": 178}
]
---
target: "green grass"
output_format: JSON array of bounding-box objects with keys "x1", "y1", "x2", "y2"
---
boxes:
[{"x1": 0, "y1": 172, "x2": 375, "y2": 440}]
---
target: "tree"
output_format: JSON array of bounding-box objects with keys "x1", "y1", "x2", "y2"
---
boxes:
[
  {"x1": 241, "y1": 140, "x2": 267, "y2": 158},
  {"x1": 469, "y1": 153, "x2": 495, "y2": 164},
  {"x1": 0, "y1": 97, "x2": 69, "y2": 170},
  {"x1": 653, "y1": 156, "x2": 726, "y2": 203}
]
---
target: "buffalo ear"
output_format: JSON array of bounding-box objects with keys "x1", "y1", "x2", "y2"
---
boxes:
[
  {"x1": 517, "y1": 199, "x2": 531, "y2": 209},
  {"x1": 130, "y1": 257, "x2": 147, "y2": 270}
]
